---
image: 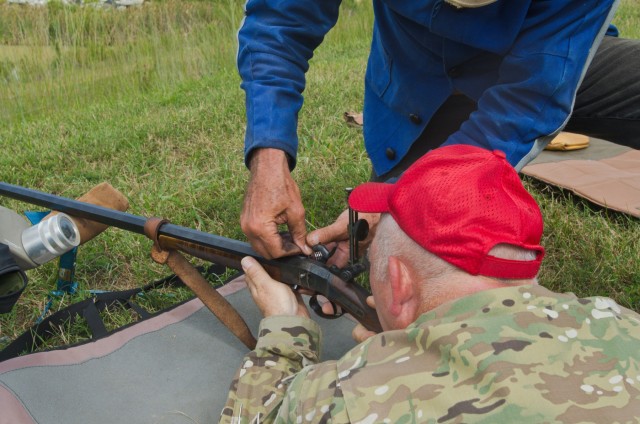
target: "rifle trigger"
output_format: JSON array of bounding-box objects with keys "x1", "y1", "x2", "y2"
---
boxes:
[{"x1": 309, "y1": 295, "x2": 343, "y2": 319}]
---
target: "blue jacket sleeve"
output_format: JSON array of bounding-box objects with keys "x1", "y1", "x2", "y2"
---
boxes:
[
  {"x1": 443, "y1": 0, "x2": 618, "y2": 169},
  {"x1": 237, "y1": 0, "x2": 342, "y2": 169}
]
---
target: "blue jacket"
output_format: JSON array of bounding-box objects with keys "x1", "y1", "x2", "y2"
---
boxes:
[{"x1": 237, "y1": 0, "x2": 619, "y2": 176}]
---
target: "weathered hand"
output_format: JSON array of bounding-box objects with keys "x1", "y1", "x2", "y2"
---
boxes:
[
  {"x1": 241, "y1": 148, "x2": 312, "y2": 259},
  {"x1": 241, "y1": 256, "x2": 310, "y2": 318},
  {"x1": 306, "y1": 209, "x2": 380, "y2": 268}
]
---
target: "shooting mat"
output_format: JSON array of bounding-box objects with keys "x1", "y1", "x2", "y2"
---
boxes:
[
  {"x1": 0, "y1": 277, "x2": 358, "y2": 424},
  {"x1": 522, "y1": 138, "x2": 640, "y2": 218}
]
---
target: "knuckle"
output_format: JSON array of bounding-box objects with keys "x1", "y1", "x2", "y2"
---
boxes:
[
  {"x1": 289, "y1": 204, "x2": 305, "y2": 218},
  {"x1": 242, "y1": 221, "x2": 264, "y2": 236},
  {"x1": 240, "y1": 217, "x2": 254, "y2": 232}
]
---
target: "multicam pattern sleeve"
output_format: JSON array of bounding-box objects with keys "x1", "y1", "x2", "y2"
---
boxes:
[{"x1": 219, "y1": 315, "x2": 350, "y2": 423}]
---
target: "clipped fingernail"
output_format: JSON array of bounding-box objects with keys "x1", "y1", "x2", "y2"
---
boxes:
[{"x1": 240, "y1": 256, "x2": 252, "y2": 271}]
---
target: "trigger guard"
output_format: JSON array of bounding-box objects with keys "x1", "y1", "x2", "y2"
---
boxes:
[{"x1": 309, "y1": 295, "x2": 344, "y2": 319}]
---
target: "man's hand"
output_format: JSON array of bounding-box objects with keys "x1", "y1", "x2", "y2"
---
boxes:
[
  {"x1": 241, "y1": 256, "x2": 310, "y2": 318},
  {"x1": 351, "y1": 296, "x2": 377, "y2": 343},
  {"x1": 306, "y1": 209, "x2": 380, "y2": 268},
  {"x1": 241, "y1": 148, "x2": 312, "y2": 259}
]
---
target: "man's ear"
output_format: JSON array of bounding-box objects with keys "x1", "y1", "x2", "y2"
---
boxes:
[{"x1": 387, "y1": 256, "x2": 419, "y2": 328}]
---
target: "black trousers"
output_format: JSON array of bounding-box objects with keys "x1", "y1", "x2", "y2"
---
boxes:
[{"x1": 373, "y1": 36, "x2": 640, "y2": 181}]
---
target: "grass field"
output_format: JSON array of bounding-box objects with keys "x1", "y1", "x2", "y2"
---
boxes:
[{"x1": 0, "y1": 0, "x2": 639, "y2": 350}]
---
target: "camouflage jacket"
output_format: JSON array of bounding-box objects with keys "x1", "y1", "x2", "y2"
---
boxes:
[{"x1": 220, "y1": 284, "x2": 640, "y2": 423}]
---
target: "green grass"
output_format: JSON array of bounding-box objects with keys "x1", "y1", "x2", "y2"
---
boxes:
[
  {"x1": 0, "y1": 0, "x2": 240, "y2": 122},
  {"x1": 0, "y1": 0, "x2": 639, "y2": 351}
]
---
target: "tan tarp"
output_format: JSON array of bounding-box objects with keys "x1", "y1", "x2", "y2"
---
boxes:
[{"x1": 523, "y1": 140, "x2": 640, "y2": 218}]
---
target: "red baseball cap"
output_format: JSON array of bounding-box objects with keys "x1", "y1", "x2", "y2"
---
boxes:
[{"x1": 349, "y1": 145, "x2": 544, "y2": 279}]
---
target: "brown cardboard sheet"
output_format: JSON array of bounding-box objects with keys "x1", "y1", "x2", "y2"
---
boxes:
[{"x1": 522, "y1": 139, "x2": 640, "y2": 218}]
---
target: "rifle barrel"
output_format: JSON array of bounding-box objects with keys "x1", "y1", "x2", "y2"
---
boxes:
[{"x1": 0, "y1": 182, "x2": 258, "y2": 258}]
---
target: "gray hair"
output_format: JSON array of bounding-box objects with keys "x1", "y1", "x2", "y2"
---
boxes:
[{"x1": 370, "y1": 214, "x2": 538, "y2": 288}]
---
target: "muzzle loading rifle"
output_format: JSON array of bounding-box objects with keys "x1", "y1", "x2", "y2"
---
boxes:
[{"x1": 0, "y1": 182, "x2": 382, "y2": 349}]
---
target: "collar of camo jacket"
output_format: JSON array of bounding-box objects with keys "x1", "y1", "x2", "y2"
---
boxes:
[{"x1": 445, "y1": 0, "x2": 498, "y2": 8}]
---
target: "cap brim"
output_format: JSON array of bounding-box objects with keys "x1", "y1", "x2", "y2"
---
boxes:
[{"x1": 348, "y1": 182, "x2": 395, "y2": 213}]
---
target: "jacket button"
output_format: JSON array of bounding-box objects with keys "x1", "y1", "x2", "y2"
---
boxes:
[
  {"x1": 409, "y1": 114, "x2": 422, "y2": 124},
  {"x1": 385, "y1": 148, "x2": 396, "y2": 160}
]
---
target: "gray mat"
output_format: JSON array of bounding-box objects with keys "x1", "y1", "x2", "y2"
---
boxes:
[{"x1": 0, "y1": 281, "x2": 357, "y2": 424}]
